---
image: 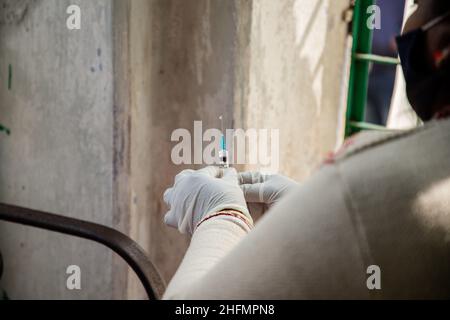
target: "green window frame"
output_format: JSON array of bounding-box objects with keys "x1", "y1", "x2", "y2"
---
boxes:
[{"x1": 345, "y1": 0, "x2": 401, "y2": 137}]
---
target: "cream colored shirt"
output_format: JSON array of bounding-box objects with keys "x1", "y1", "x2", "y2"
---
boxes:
[{"x1": 164, "y1": 118, "x2": 450, "y2": 299}]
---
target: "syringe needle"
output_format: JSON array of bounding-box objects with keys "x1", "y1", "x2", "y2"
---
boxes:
[{"x1": 219, "y1": 115, "x2": 224, "y2": 135}]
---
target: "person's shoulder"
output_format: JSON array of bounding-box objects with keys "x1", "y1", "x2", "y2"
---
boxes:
[
  {"x1": 325, "y1": 119, "x2": 450, "y2": 203},
  {"x1": 310, "y1": 119, "x2": 450, "y2": 203},
  {"x1": 331, "y1": 119, "x2": 450, "y2": 165}
]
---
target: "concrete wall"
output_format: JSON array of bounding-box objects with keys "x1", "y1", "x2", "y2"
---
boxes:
[
  {"x1": 0, "y1": 0, "x2": 115, "y2": 299},
  {"x1": 0, "y1": 0, "x2": 350, "y2": 299},
  {"x1": 123, "y1": 0, "x2": 350, "y2": 299},
  {"x1": 124, "y1": 0, "x2": 245, "y2": 298},
  {"x1": 244, "y1": 0, "x2": 350, "y2": 180}
]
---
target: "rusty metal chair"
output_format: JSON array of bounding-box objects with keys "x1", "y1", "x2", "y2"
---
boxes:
[{"x1": 0, "y1": 203, "x2": 166, "y2": 300}]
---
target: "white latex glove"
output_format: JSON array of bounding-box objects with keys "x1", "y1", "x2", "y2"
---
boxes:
[
  {"x1": 238, "y1": 172, "x2": 298, "y2": 215},
  {"x1": 164, "y1": 167, "x2": 252, "y2": 235}
]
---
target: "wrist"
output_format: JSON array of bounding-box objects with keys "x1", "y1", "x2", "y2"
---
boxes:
[
  {"x1": 196, "y1": 209, "x2": 254, "y2": 232},
  {"x1": 206, "y1": 204, "x2": 252, "y2": 223}
]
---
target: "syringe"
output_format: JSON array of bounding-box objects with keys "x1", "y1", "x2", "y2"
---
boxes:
[{"x1": 218, "y1": 116, "x2": 229, "y2": 168}]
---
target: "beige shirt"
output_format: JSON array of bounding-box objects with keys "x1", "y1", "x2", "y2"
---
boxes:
[{"x1": 164, "y1": 118, "x2": 450, "y2": 299}]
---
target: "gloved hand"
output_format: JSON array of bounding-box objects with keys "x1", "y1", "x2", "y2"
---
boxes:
[
  {"x1": 238, "y1": 172, "x2": 298, "y2": 215},
  {"x1": 163, "y1": 167, "x2": 252, "y2": 235}
]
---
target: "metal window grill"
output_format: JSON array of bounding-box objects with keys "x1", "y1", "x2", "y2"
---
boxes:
[{"x1": 345, "y1": 0, "x2": 401, "y2": 137}]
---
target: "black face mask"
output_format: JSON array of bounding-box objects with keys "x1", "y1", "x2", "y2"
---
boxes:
[{"x1": 396, "y1": 11, "x2": 450, "y2": 121}]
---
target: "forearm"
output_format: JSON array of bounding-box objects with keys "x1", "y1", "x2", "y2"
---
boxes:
[
  {"x1": 163, "y1": 166, "x2": 369, "y2": 300},
  {"x1": 163, "y1": 214, "x2": 252, "y2": 299}
]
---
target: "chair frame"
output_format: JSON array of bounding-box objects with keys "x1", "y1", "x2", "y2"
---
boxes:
[{"x1": 0, "y1": 203, "x2": 166, "y2": 300}]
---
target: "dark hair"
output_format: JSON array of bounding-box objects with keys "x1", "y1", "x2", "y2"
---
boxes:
[
  {"x1": 414, "y1": 0, "x2": 450, "y2": 16},
  {"x1": 431, "y1": 1, "x2": 450, "y2": 15}
]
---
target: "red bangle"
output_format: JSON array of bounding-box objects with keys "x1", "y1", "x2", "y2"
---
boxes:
[{"x1": 196, "y1": 210, "x2": 253, "y2": 231}]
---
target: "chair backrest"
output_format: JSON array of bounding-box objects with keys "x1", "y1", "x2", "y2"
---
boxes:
[{"x1": 0, "y1": 203, "x2": 166, "y2": 300}]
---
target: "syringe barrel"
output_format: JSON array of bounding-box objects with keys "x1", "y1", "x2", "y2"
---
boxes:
[{"x1": 218, "y1": 149, "x2": 229, "y2": 168}]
